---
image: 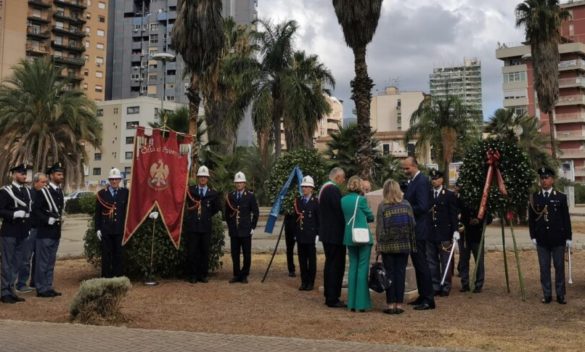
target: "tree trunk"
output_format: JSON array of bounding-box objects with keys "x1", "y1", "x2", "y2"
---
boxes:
[
  {"x1": 441, "y1": 127, "x2": 457, "y2": 187},
  {"x1": 187, "y1": 74, "x2": 201, "y2": 178},
  {"x1": 273, "y1": 117, "x2": 282, "y2": 159},
  {"x1": 352, "y1": 46, "x2": 374, "y2": 180},
  {"x1": 549, "y1": 109, "x2": 557, "y2": 159},
  {"x1": 257, "y1": 128, "x2": 270, "y2": 168}
]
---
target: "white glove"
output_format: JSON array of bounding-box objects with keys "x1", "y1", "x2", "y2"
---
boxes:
[
  {"x1": 96, "y1": 230, "x2": 102, "y2": 241},
  {"x1": 532, "y1": 238, "x2": 537, "y2": 246},
  {"x1": 452, "y1": 231, "x2": 460, "y2": 241},
  {"x1": 250, "y1": 229, "x2": 255, "y2": 236},
  {"x1": 48, "y1": 217, "x2": 57, "y2": 225},
  {"x1": 13, "y1": 210, "x2": 26, "y2": 219},
  {"x1": 566, "y1": 240, "x2": 572, "y2": 249},
  {"x1": 149, "y1": 211, "x2": 159, "y2": 220},
  {"x1": 24, "y1": 213, "x2": 30, "y2": 218}
]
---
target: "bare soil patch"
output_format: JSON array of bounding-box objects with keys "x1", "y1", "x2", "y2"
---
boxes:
[{"x1": 1, "y1": 252, "x2": 584, "y2": 351}]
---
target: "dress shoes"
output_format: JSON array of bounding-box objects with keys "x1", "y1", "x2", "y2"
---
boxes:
[
  {"x1": 326, "y1": 301, "x2": 347, "y2": 308},
  {"x1": 557, "y1": 296, "x2": 567, "y2": 305},
  {"x1": 198, "y1": 277, "x2": 209, "y2": 283},
  {"x1": 541, "y1": 296, "x2": 552, "y2": 304},
  {"x1": 240, "y1": 277, "x2": 248, "y2": 284},
  {"x1": 229, "y1": 277, "x2": 240, "y2": 284},
  {"x1": 439, "y1": 291, "x2": 450, "y2": 297},
  {"x1": 1, "y1": 295, "x2": 16, "y2": 304},
  {"x1": 305, "y1": 284, "x2": 314, "y2": 291},
  {"x1": 414, "y1": 301, "x2": 436, "y2": 310},
  {"x1": 460, "y1": 285, "x2": 470, "y2": 292},
  {"x1": 188, "y1": 277, "x2": 198, "y2": 284},
  {"x1": 434, "y1": 290, "x2": 442, "y2": 297},
  {"x1": 37, "y1": 291, "x2": 56, "y2": 298},
  {"x1": 288, "y1": 272, "x2": 296, "y2": 278},
  {"x1": 472, "y1": 287, "x2": 482, "y2": 293},
  {"x1": 49, "y1": 290, "x2": 62, "y2": 297},
  {"x1": 12, "y1": 295, "x2": 25, "y2": 302},
  {"x1": 407, "y1": 297, "x2": 424, "y2": 306},
  {"x1": 298, "y1": 284, "x2": 307, "y2": 291}
]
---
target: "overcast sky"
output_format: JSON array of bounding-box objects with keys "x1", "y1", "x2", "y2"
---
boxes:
[{"x1": 257, "y1": 0, "x2": 526, "y2": 121}]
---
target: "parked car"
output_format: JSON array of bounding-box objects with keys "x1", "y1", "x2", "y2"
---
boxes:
[{"x1": 64, "y1": 191, "x2": 94, "y2": 206}]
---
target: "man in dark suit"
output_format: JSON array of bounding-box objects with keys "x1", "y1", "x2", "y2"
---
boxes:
[
  {"x1": 529, "y1": 166, "x2": 572, "y2": 304},
  {"x1": 95, "y1": 168, "x2": 128, "y2": 278},
  {"x1": 319, "y1": 167, "x2": 346, "y2": 308},
  {"x1": 184, "y1": 166, "x2": 221, "y2": 283},
  {"x1": 427, "y1": 169, "x2": 459, "y2": 296},
  {"x1": 0, "y1": 164, "x2": 33, "y2": 304},
  {"x1": 295, "y1": 176, "x2": 319, "y2": 291},
  {"x1": 401, "y1": 157, "x2": 435, "y2": 310},
  {"x1": 33, "y1": 162, "x2": 65, "y2": 298},
  {"x1": 225, "y1": 171, "x2": 259, "y2": 283}
]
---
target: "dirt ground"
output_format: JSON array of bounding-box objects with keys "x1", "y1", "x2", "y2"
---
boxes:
[{"x1": 1, "y1": 252, "x2": 584, "y2": 352}]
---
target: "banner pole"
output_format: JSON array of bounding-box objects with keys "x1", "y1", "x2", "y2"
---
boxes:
[
  {"x1": 145, "y1": 218, "x2": 159, "y2": 286},
  {"x1": 262, "y1": 216, "x2": 285, "y2": 283}
]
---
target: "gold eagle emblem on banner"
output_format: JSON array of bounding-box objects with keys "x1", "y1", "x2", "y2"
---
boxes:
[{"x1": 149, "y1": 159, "x2": 170, "y2": 190}]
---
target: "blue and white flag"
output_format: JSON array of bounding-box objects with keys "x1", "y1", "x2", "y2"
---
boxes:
[{"x1": 264, "y1": 165, "x2": 303, "y2": 233}]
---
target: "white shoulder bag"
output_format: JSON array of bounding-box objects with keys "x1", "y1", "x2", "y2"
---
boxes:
[{"x1": 348, "y1": 196, "x2": 369, "y2": 244}]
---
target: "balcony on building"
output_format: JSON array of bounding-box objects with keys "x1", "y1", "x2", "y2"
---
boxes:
[
  {"x1": 28, "y1": 0, "x2": 51, "y2": 8},
  {"x1": 52, "y1": 25, "x2": 86, "y2": 38},
  {"x1": 27, "y1": 12, "x2": 50, "y2": 24},
  {"x1": 559, "y1": 148, "x2": 585, "y2": 159},
  {"x1": 26, "y1": 43, "x2": 50, "y2": 56},
  {"x1": 52, "y1": 55, "x2": 85, "y2": 67},
  {"x1": 559, "y1": 59, "x2": 585, "y2": 72},
  {"x1": 53, "y1": 0, "x2": 87, "y2": 10},
  {"x1": 575, "y1": 166, "x2": 585, "y2": 178},
  {"x1": 60, "y1": 72, "x2": 83, "y2": 82},
  {"x1": 557, "y1": 95, "x2": 585, "y2": 106},
  {"x1": 53, "y1": 9, "x2": 87, "y2": 25},
  {"x1": 51, "y1": 40, "x2": 85, "y2": 53},
  {"x1": 559, "y1": 77, "x2": 585, "y2": 89},
  {"x1": 556, "y1": 130, "x2": 585, "y2": 141},
  {"x1": 554, "y1": 112, "x2": 585, "y2": 124},
  {"x1": 27, "y1": 26, "x2": 51, "y2": 40}
]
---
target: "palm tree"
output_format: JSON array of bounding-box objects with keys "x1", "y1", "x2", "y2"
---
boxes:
[
  {"x1": 201, "y1": 18, "x2": 259, "y2": 155},
  {"x1": 486, "y1": 108, "x2": 558, "y2": 170},
  {"x1": 171, "y1": 0, "x2": 224, "y2": 174},
  {"x1": 332, "y1": 0, "x2": 383, "y2": 180},
  {"x1": 516, "y1": 0, "x2": 570, "y2": 159},
  {"x1": 0, "y1": 58, "x2": 101, "y2": 189},
  {"x1": 405, "y1": 94, "x2": 481, "y2": 185}
]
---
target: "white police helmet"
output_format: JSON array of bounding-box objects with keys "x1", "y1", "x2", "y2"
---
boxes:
[
  {"x1": 300, "y1": 176, "x2": 315, "y2": 188},
  {"x1": 197, "y1": 165, "x2": 210, "y2": 177},
  {"x1": 108, "y1": 168, "x2": 123, "y2": 180},
  {"x1": 234, "y1": 171, "x2": 246, "y2": 183}
]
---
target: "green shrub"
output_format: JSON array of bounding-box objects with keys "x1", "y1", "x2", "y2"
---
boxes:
[
  {"x1": 65, "y1": 194, "x2": 95, "y2": 215},
  {"x1": 70, "y1": 276, "x2": 131, "y2": 325},
  {"x1": 65, "y1": 198, "x2": 81, "y2": 214},
  {"x1": 265, "y1": 148, "x2": 328, "y2": 215},
  {"x1": 84, "y1": 213, "x2": 225, "y2": 280}
]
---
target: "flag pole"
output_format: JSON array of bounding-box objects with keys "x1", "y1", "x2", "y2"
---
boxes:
[
  {"x1": 144, "y1": 217, "x2": 159, "y2": 286},
  {"x1": 262, "y1": 216, "x2": 285, "y2": 283}
]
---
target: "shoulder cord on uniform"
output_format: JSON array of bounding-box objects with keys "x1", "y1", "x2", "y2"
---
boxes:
[
  {"x1": 41, "y1": 186, "x2": 60, "y2": 216},
  {"x1": 96, "y1": 192, "x2": 116, "y2": 219},
  {"x1": 528, "y1": 194, "x2": 547, "y2": 222},
  {"x1": 293, "y1": 198, "x2": 304, "y2": 225},
  {"x1": 225, "y1": 194, "x2": 239, "y2": 218},
  {"x1": 2, "y1": 185, "x2": 28, "y2": 210},
  {"x1": 186, "y1": 190, "x2": 202, "y2": 214}
]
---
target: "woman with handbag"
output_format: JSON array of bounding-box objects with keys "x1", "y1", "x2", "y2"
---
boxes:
[
  {"x1": 376, "y1": 179, "x2": 417, "y2": 315},
  {"x1": 341, "y1": 176, "x2": 375, "y2": 312}
]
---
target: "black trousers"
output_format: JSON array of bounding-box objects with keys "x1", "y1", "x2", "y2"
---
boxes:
[
  {"x1": 537, "y1": 245, "x2": 565, "y2": 298},
  {"x1": 426, "y1": 241, "x2": 454, "y2": 292},
  {"x1": 459, "y1": 240, "x2": 484, "y2": 289},
  {"x1": 284, "y1": 215, "x2": 297, "y2": 274},
  {"x1": 186, "y1": 231, "x2": 211, "y2": 280},
  {"x1": 382, "y1": 253, "x2": 409, "y2": 304},
  {"x1": 323, "y1": 243, "x2": 346, "y2": 305},
  {"x1": 410, "y1": 239, "x2": 435, "y2": 303},
  {"x1": 101, "y1": 233, "x2": 124, "y2": 278},
  {"x1": 230, "y1": 236, "x2": 251, "y2": 279},
  {"x1": 297, "y1": 243, "x2": 316, "y2": 285}
]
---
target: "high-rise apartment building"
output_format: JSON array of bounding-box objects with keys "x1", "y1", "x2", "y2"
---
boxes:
[
  {"x1": 0, "y1": 0, "x2": 108, "y2": 101},
  {"x1": 105, "y1": 0, "x2": 257, "y2": 103},
  {"x1": 429, "y1": 57, "x2": 483, "y2": 116},
  {"x1": 496, "y1": 0, "x2": 585, "y2": 182}
]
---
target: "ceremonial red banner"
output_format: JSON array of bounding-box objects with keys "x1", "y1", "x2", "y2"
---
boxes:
[{"x1": 123, "y1": 127, "x2": 192, "y2": 248}]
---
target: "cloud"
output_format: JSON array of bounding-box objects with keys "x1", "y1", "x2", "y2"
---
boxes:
[{"x1": 258, "y1": 0, "x2": 525, "y2": 120}]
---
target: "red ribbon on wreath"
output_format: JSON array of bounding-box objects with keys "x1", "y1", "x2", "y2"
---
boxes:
[{"x1": 477, "y1": 149, "x2": 508, "y2": 220}]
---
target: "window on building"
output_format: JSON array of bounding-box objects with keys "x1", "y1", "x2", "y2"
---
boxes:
[
  {"x1": 99, "y1": 16, "x2": 105, "y2": 23},
  {"x1": 98, "y1": 2, "x2": 106, "y2": 9},
  {"x1": 503, "y1": 71, "x2": 527, "y2": 83},
  {"x1": 97, "y1": 108, "x2": 103, "y2": 117},
  {"x1": 96, "y1": 56, "x2": 104, "y2": 66},
  {"x1": 126, "y1": 121, "x2": 139, "y2": 129},
  {"x1": 96, "y1": 29, "x2": 105, "y2": 37},
  {"x1": 148, "y1": 73, "x2": 158, "y2": 81},
  {"x1": 83, "y1": 69, "x2": 89, "y2": 76},
  {"x1": 166, "y1": 96, "x2": 175, "y2": 101},
  {"x1": 134, "y1": 24, "x2": 141, "y2": 32},
  {"x1": 382, "y1": 144, "x2": 390, "y2": 155},
  {"x1": 95, "y1": 85, "x2": 103, "y2": 92},
  {"x1": 127, "y1": 106, "x2": 140, "y2": 114},
  {"x1": 150, "y1": 34, "x2": 158, "y2": 44},
  {"x1": 94, "y1": 153, "x2": 102, "y2": 161},
  {"x1": 92, "y1": 167, "x2": 101, "y2": 176},
  {"x1": 85, "y1": 26, "x2": 91, "y2": 34},
  {"x1": 124, "y1": 167, "x2": 132, "y2": 175},
  {"x1": 125, "y1": 152, "x2": 133, "y2": 160},
  {"x1": 96, "y1": 71, "x2": 103, "y2": 78},
  {"x1": 113, "y1": 107, "x2": 119, "y2": 114},
  {"x1": 83, "y1": 83, "x2": 88, "y2": 90},
  {"x1": 55, "y1": 21, "x2": 64, "y2": 29},
  {"x1": 96, "y1": 42, "x2": 104, "y2": 50},
  {"x1": 126, "y1": 136, "x2": 134, "y2": 144},
  {"x1": 150, "y1": 23, "x2": 159, "y2": 31}
]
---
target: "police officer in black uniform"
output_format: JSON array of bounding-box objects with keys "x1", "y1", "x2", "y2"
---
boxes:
[
  {"x1": 294, "y1": 176, "x2": 319, "y2": 291},
  {"x1": 225, "y1": 171, "x2": 259, "y2": 283},
  {"x1": 427, "y1": 169, "x2": 459, "y2": 296},
  {"x1": 529, "y1": 166, "x2": 572, "y2": 304},
  {"x1": 185, "y1": 165, "x2": 221, "y2": 283},
  {"x1": 95, "y1": 168, "x2": 128, "y2": 278},
  {"x1": 33, "y1": 162, "x2": 65, "y2": 298},
  {"x1": 0, "y1": 164, "x2": 33, "y2": 303}
]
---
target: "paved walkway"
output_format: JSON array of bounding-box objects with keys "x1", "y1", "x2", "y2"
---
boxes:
[{"x1": 0, "y1": 320, "x2": 470, "y2": 352}]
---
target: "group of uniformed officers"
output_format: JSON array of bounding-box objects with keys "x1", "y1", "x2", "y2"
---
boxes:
[{"x1": 0, "y1": 161, "x2": 573, "y2": 307}]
